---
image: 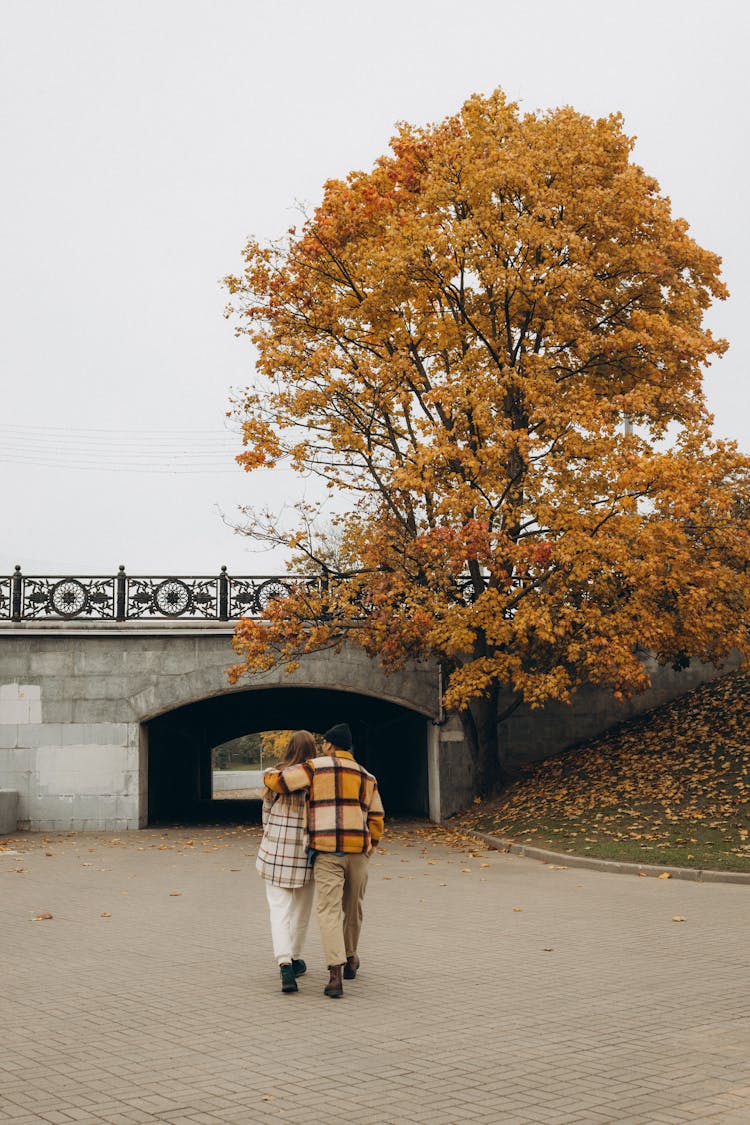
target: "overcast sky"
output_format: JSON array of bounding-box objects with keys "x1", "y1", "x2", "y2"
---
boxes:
[{"x1": 1, "y1": 0, "x2": 748, "y2": 576}]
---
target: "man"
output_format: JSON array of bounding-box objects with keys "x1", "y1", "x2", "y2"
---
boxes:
[{"x1": 263, "y1": 722, "x2": 385, "y2": 998}]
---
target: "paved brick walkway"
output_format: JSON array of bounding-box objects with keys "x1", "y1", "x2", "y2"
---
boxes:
[{"x1": 2, "y1": 821, "x2": 750, "y2": 1124}]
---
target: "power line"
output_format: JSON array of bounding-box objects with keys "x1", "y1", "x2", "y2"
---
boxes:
[
  {"x1": 0, "y1": 423, "x2": 242, "y2": 435},
  {"x1": 0, "y1": 444, "x2": 238, "y2": 459},
  {"x1": 0, "y1": 422, "x2": 248, "y2": 473},
  {"x1": 0, "y1": 439, "x2": 239, "y2": 451},
  {"x1": 0, "y1": 456, "x2": 240, "y2": 474},
  {"x1": 0, "y1": 432, "x2": 240, "y2": 450}
]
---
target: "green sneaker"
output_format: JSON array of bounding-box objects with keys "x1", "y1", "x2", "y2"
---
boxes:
[
  {"x1": 291, "y1": 958, "x2": 307, "y2": 977},
  {"x1": 279, "y1": 963, "x2": 298, "y2": 992}
]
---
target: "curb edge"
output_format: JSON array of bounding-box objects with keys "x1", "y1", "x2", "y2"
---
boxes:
[{"x1": 472, "y1": 831, "x2": 750, "y2": 885}]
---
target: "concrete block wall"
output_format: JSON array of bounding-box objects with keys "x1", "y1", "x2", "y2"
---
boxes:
[
  {"x1": 499, "y1": 652, "x2": 742, "y2": 774},
  {"x1": 438, "y1": 718, "x2": 475, "y2": 819},
  {"x1": 212, "y1": 769, "x2": 264, "y2": 791},
  {"x1": 431, "y1": 652, "x2": 743, "y2": 819},
  {"x1": 0, "y1": 700, "x2": 140, "y2": 831},
  {"x1": 0, "y1": 624, "x2": 740, "y2": 830},
  {"x1": 0, "y1": 682, "x2": 42, "y2": 724},
  {"x1": 0, "y1": 628, "x2": 440, "y2": 830},
  {"x1": 0, "y1": 788, "x2": 18, "y2": 833}
]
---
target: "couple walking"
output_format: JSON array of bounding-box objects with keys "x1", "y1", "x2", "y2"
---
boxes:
[{"x1": 255, "y1": 722, "x2": 385, "y2": 998}]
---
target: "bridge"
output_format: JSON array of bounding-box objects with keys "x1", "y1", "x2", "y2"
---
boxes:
[
  {"x1": 0, "y1": 567, "x2": 736, "y2": 833},
  {"x1": 0, "y1": 567, "x2": 463, "y2": 831}
]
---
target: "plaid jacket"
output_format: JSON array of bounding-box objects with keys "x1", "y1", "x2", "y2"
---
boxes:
[
  {"x1": 255, "y1": 788, "x2": 313, "y2": 888},
  {"x1": 264, "y1": 751, "x2": 385, "y2": 854}
]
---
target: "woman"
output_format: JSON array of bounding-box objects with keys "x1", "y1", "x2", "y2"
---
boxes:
[{"x1": 256, "y1": 729, "x2": 317, "y2": 992}]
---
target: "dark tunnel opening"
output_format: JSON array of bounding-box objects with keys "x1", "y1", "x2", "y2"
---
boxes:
[{"x1": 145, "y1": 686, "x2": 430, "y2": 825}]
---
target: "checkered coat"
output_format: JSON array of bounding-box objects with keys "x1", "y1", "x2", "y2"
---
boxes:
[
  {"x1": 255, "y1": 788, "x2": 313, "y2": 889},
  {"x1": 264, "y1": 751, "x2": 385, "y2": 855}
]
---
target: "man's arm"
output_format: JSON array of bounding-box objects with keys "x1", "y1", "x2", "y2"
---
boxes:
[
  {"x1": 263, "y1": 760, "x2": 314, "y2": 795},
  {"x1": 367, "y1": 783, "x2": 385, "y2": 845}
]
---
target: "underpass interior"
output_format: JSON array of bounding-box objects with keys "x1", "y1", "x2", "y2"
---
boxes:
[{"x1": 146, "y1": 686, "x2": 429, "y2": 825}]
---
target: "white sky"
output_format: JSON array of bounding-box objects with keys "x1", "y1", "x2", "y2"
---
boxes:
[{"x1": 1, "y1": 0, "x2": 748, "y2": 576}]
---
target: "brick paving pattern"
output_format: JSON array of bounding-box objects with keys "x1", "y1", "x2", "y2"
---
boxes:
[{"x1": 2, "y1": 821, "x2": 750, "y2": 1124}]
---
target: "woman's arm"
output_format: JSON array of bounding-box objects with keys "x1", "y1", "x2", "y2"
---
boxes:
[{"x1": 263, "y1": 760, "x2": 314, "y2": 794}]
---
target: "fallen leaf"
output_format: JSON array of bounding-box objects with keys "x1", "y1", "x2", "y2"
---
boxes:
[
  {"x1": 169, "y1": 892, "x2": 182, "y2": 897},
  {"x1": 100, "y1": 912, "x2": 112, "y2": 918},
  {"x1": 513, "y1": 906, "x2": 522, "y2": 912},
  {"x1": 33, "y1": 912, "x2": 53, "y2": 921},
  {"x1": 672, "y1": 915, "x2": 687, "y2": 922},
  {"x1": 658, "y1": 872, "x2": 672, "y2": 880}
]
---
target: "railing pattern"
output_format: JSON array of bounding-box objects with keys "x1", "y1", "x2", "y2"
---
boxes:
[
  {"x1": 2, "y1": 566, "x2": 323, "y2": 622},
  {"x1": 0, "y1": 575, "x2": 11, "y2": 620}
]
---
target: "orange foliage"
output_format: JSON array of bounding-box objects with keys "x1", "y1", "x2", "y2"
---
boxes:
[
  {"x1": 225, "y1": 89, "x2": 750, "y2": 791},
  {"x1": 260, "y1": 730, "x2": 295, "y2": 760}
]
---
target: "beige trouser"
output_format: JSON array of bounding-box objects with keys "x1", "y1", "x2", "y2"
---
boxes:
[{"x1": 313, "y1": 852, "x2": 370, "y2": 968}]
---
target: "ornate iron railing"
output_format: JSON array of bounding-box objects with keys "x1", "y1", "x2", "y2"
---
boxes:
[
  {"x1": 2, "y1": 566, "x2": 325, "y2": 623},
  {"x1": 0, "y1": 574, "x2": 11, "y2": 619}
]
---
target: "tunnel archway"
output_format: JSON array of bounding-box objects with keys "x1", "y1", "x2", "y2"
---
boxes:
[{"x1": 145, "y1": 685, "x2": 430, "y2": 825}]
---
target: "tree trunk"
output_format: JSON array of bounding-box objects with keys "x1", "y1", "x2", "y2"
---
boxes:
[{"x1": 459, "y1": 685, "x2": 509, "y2": 796}]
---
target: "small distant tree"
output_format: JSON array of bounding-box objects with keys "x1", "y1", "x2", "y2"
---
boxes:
[
  {"x1": 225, "y1": 88, "x2": 750, "y2": 795},
  {"x1": 260, "y1": 730, "x2": 295, "y2": 761},
  {"x1": 212, "y1": 733, "x2": 262, "y2": 769},
  {"x1": 213, "y1": 744, "x2": 231, "y2": 771}
]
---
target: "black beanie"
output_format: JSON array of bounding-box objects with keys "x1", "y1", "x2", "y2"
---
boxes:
[{"x1": 323, "y1": 722, "x2": 352, "y2": 750}]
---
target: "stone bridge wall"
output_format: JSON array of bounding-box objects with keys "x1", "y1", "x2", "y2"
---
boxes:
[
  {"x1": 0, "y1": 623, "x2": 441, "y2": 831},
  {"x1": 0, "y1": 621, "x2": 741, "y2": 831}
]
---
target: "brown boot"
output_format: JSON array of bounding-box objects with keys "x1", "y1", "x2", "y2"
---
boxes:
[
  {"x1": 324, "y1": 964, "x2": 344, "y2": 998},
  {"x1": 343, "y1": 954, "x2": 360, "y2": 980}
]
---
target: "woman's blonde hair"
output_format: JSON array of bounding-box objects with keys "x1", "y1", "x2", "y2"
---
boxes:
[{"x1": 278, "y1": 730, "x2": 317, "y2": 769}]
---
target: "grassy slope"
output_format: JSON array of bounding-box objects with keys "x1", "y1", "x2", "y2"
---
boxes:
[{"x1": 455, "y1": 667, "x2": 750, "y2": 871}]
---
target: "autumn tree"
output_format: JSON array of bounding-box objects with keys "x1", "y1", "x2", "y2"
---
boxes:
[
  {"x1": 260, "y1": 729, "x2": 295, "y2": 760},
  {"x1": 224, "y1": 89, "x2": 750, "y2": 795}
]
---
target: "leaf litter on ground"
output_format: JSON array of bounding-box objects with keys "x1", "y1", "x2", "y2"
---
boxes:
[{"x1": 454, "y1": 668, "x2": 750, "y2": 872}]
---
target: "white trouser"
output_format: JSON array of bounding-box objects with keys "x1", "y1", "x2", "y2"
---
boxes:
[{"x1": 264, "y1": 880, "x2": 315, "y2": 965}]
